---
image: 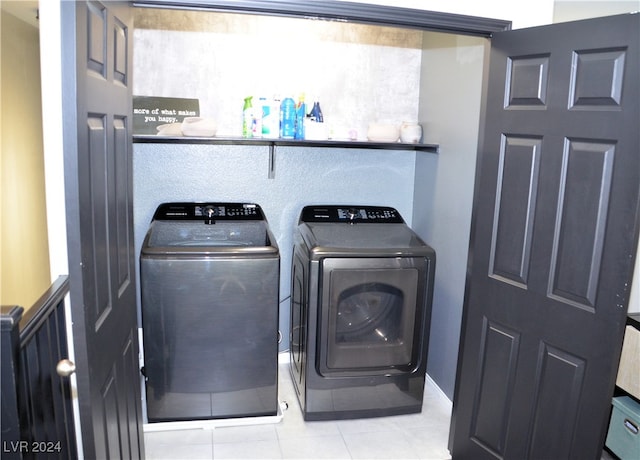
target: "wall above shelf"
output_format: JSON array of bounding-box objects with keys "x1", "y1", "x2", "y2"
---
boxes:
[{"x1": 132, "y1": 135, "x2": 440, "y2": 153}]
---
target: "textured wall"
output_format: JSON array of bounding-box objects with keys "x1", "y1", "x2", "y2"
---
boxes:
[
  {"x1": 133, "y1": 143, "x2": 417, "y2": 350},
  {"x1": 133, "y1": 8, "x2": 423, "y2": 139}
]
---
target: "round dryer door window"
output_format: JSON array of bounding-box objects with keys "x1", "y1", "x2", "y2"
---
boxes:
[{"x1": 335, "y1": 283, "x2": 403, "y2": 344}]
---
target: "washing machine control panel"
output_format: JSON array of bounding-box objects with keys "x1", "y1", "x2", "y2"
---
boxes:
[
  {"x1": 153, "y1": 202, "x2": 264, "y2": 221},
  {"x1": 300, "y1": 205, "x2": 404, "y2": 223}
]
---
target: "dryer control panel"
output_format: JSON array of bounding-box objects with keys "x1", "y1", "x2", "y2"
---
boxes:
[
  {"x1": 300, "y1": 205, "x2": 404, "y2": 223},
  {"x1": 153, "y1": 202, "x2": 265, "y2": 221}
]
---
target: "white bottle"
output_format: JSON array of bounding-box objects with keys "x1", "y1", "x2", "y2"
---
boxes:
[
  {"x1": 252, "y1": 99, "x2": 263, "y2": 138},
  {"x1": 262, "y1": 97, "x2": 280, "y2": 139}
]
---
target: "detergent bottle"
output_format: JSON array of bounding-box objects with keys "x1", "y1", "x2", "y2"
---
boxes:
[
  {"x1": 295, "y1": 94, "x2": 306, "y2": 140},
  {"x1": 280, "y1": 96, "x2": 296, "y2": 139},
  {"x1": 242, "y1": 96, "x2": 253, "y2": 138}
]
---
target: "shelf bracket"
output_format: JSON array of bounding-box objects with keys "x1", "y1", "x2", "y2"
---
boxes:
[{"x1": 268, "y1": 143, "x2": 276, "y2": 179}]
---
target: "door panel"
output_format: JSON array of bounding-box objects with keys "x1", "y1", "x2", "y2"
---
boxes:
[
  {"x1": 470, "y1": 319, "x2": 520, "y2": 456},
  {"x1": 527, "y1": 343, "x2": 585, "y2": 459},
  {"x1": 451, "y1": 14, "x2": 639, "y2": 460},
  {"x1": 62, "y1": 1, "x2": 143, "y2": 458},
  {"x1": 549, "y1": 139, "x2": 614, "y2": 310},
  {"x1": 489, "y1": 135, "x2": 541, "y2": 287}
]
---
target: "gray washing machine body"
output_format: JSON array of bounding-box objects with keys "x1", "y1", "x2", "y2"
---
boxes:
[{"x1": 141, "y1": 203, "x2": 279, "y2": 422}]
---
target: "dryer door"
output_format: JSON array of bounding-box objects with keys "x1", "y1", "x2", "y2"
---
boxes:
[{"x1": 318, "y1": 257, "x2": 428, "y2": 376}]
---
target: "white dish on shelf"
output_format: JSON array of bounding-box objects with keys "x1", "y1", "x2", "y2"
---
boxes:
[
  {"x1": 181, "y1": 117, "x2": 217, "y2": 137},
  {"x1": 367, "y1": 136, "x2": 400, "y2": 143},
  {"x1": 367, "y1": 123, "x2": 399, "y2": 143},
  {"x1": 156, "y1": 123, "x2": 183, "y2": 136}
]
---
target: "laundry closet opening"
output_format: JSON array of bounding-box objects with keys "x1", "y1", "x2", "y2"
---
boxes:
[{"x1": 131, "y1": 3, "x2": 498, "y2": 403}]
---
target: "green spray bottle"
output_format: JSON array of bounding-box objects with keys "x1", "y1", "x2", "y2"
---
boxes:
[{"x1": 242, "y1": 96, "x2": 253, "y2": 138}]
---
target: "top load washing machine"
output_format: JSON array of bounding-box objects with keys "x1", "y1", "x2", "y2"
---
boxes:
[
  {"x1": 140, "y1": 202, "x2": 279, "y2": 422},
  {"x1": 289, "y1": 205, "x2": 436, "y2": 420}
]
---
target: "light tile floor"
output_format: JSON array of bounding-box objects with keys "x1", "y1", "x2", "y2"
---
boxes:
[{"x1": 144, "y1": 360, "x2": 453, "y2": 459}]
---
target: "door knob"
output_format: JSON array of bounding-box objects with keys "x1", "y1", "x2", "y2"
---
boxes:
[{"x1": 56, "y1": 359, "x2": 76, "y2": 377}]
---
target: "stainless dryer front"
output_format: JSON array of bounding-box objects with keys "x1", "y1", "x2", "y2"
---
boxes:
[{"x1": 290, "y1": 205, "x2": 436, "y2": 421}]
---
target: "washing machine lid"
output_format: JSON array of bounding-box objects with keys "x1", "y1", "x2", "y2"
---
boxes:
[
  {"x1": 142, "y1": 203, "x2": 278, "y2": 256},
  {"x1": 142, "y1": 220, "x2": 278, "y2": 256}
]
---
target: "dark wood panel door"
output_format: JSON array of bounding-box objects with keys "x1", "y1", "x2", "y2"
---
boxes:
[
  {"x1": 450, "y1": 13, "x2": 639, "y2": 460},
  {"x1": 61, "y1": 1, "x2": 144, "y2": 458}
]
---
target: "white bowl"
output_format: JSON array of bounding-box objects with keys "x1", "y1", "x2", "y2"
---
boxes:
[
  {"x1": 156, "y1": 123, "x2": 183, "y2": 136},
  {"x1": 367, "y1": 123, "x2": 399, "y2": 142},
  {"x1": 181, "y1": 117, "x2": 217, "y2": 137},
  {"x1": 399, "y1": 122, "x2": 422, "y2": 143}
]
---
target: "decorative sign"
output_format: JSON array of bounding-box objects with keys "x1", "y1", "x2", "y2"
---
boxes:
[{"x1": 133, "y1": 96, "x2": 200, "y2": 134}]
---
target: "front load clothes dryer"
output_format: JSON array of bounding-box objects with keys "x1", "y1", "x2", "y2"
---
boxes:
[
  {"x1": 141, "y1": 202, "x2": 279, "y2": 422},
  {"x1": 289, "y1": 205, "x2": 436, "y2": 421}
]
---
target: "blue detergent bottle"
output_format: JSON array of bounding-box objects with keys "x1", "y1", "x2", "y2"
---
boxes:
[
  {"x1": 280, "y1": 97, "x2": 296, "y2": 139},
  {"x1": 295, "y1": 94, "x2": 306, "y2": 140}
]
